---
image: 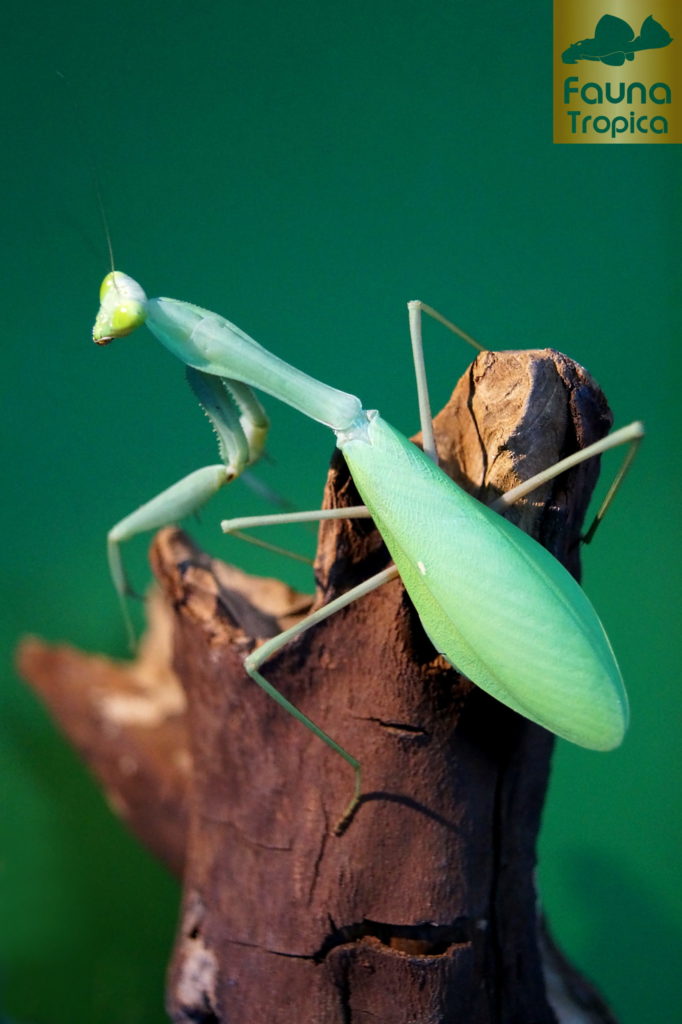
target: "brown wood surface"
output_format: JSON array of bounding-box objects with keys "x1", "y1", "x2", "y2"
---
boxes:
[{"x1": 18, "y1": 349, "x2": 620, "y2": 1024}]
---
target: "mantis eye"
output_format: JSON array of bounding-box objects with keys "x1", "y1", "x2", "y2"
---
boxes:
[{"x1": 93, "y1": 271, "x2": 148, "y2": 344}]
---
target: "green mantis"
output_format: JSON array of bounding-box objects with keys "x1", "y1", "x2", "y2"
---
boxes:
[{"x1": 93, "y1": 270, "x2": 643, "y2": 829}]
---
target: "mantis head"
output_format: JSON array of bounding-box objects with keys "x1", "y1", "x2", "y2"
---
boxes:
[{"x1": 93, "y1": 271, "x2": 148, "y2": 344}]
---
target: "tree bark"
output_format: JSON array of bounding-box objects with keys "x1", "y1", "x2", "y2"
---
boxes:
[{"x1": 18, "y1": 349, "x2": 620, "y2": 1024}]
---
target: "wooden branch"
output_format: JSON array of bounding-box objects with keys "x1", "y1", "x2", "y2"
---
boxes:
[
  {"x1": 18, "y1": 348, "x2": 620, "y2": 1023},
  {"x1": 19, "y1": 593, "x2": 189, "y2": 877}
]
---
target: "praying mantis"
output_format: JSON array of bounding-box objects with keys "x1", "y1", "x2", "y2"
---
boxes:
[{"x1": 93, "y1": 271, "x2": 643, "y2": 829}]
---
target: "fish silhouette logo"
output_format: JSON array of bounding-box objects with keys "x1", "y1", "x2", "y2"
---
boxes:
[{"x1": 562, "y1": 13, "x2": 672, "y2": 66}]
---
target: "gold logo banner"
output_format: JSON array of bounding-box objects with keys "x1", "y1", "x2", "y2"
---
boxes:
[{"x1": 554, "y1": 0, "x2": 680, "y2": 143}]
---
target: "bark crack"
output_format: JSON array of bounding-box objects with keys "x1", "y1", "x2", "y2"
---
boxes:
[{"x1": 314, "y1": 917, "x2": 475, "y2": 962}]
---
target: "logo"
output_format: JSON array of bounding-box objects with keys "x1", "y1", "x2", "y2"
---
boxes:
[
  {"x1": 562, "y1": 14, "x2": 672, "y2": 66},
  {"x1": 553, "y1": 2, "x2": 681, "y2": 143}
]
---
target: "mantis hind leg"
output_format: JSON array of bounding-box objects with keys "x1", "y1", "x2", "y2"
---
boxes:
[
  {"x1": 404, "y1": 302, "x2": 643, "y2": 540},
  {"x1": 490, "y1": 421, "x2": 645, "y2": 541}
]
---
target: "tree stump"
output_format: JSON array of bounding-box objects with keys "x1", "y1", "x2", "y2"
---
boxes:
[{"x1": 18, "y1": 349, "x2": 621, "y2": 1023}]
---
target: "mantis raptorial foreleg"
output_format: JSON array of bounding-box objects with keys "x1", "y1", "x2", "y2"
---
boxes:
[{"x1": 108, "y1": 365, "x2": 269, "y2": 646}]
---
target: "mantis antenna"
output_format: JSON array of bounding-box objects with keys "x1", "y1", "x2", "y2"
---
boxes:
[{"x1": 57, "y1": 70, "x2": 116, "y2": 274}]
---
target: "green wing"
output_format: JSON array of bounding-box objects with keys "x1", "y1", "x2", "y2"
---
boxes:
[{"x1": 341, "y1": 414, "x2": 627, "y2": 750}]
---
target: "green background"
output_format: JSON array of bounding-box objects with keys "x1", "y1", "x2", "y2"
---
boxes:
[{"x1": 2, "y1": 1, "x2": 680, "y2": 1020}]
